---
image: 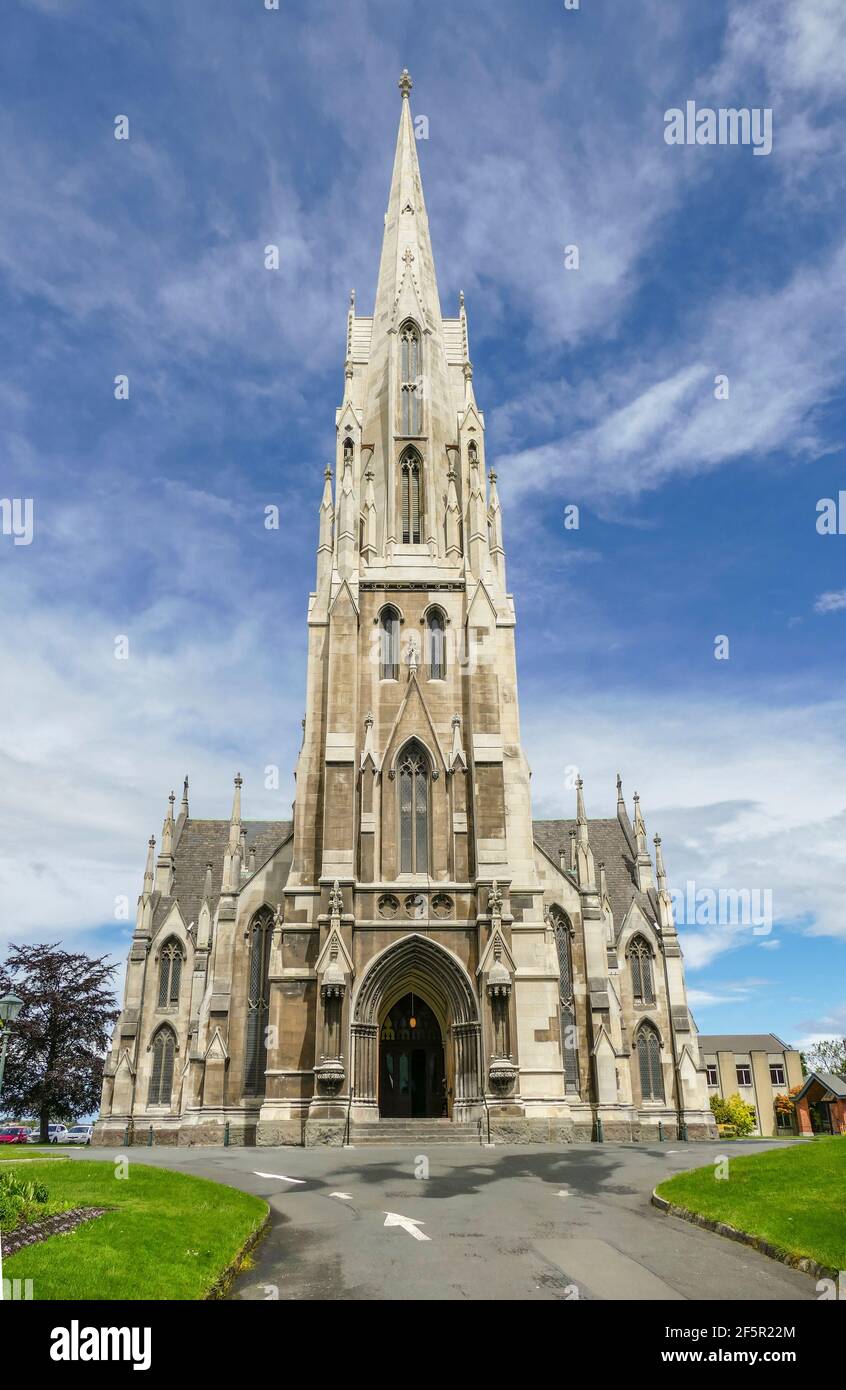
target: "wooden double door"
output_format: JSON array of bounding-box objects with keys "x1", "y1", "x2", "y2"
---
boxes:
[{"x1": 379, "y1": 993, "x2": 446, "y2": 1119}]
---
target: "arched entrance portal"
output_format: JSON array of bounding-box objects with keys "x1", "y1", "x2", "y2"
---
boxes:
[
  {"x1": 351, "y1": 933, "x2": 482, "y2": 1124},
  {"x1": 379, "y1": 993, "x2": 446, "y2": 1118}
]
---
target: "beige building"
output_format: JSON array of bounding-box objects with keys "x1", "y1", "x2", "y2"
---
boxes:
[
  {"x1": 95, "y1": 73, "x2": 716, "y2": 1148},
  {"x1": 698, "y1": 1034, "x2": 804, "y2": 1136}
]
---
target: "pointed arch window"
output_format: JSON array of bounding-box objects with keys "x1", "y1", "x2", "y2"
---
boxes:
[
  {"x1": 549, "y1": 905, "x2": 580, "y2": 1094},
  {"x1": 401, "y1": 451, "x2": 422, "y2": 544},
  {"x1": 426, "y1": 609, "x2": 446, "y2": 680},
  {"x1": 400, "y1": 321, "x2": 421, "y2": 434},
  {"x1": 148, "y1": 1027, "x2": 176, "y2": 1106},
  {"x1": 628, "y1": 936, "x2": 656, "y2": 1005},
  {"x1": 157, "y1": 939, "x2": 183, "y2": 1008},
  {"x1": 379, "y1": 606, "x2": 400, "y2": 680},
  {"x1": 398, "y1": 740, "x2": 429, "y2": 875},
  {"x1": 244, "y1": 906, "x2": 274, "y2": 1096},
  {"x1": 636, "y1": 1022, "x2": 664, "y2": 1101}
]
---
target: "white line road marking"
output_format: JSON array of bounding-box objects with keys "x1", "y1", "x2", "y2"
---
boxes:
[
  {"x1": 330, "y1": 1192, "x2": 353, "y2": 1201},
  {"x1": 383, "y1": 1211, "x2": 430, "y2": 1241},
  {"x1": 557, "y1": 1190, "x2": 571, "y2": 1197},
  {"x1": 253, "y1": 1171, "x2": 306, "y2": 1184}
]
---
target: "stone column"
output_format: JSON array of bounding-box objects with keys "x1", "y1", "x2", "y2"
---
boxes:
[{"x1": 352, "y1": 1021, "x2": 379, "y2": 1121}]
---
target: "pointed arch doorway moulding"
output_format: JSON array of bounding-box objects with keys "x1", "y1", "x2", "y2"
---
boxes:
[{"x1": 350, "y1": 933, "x2": 483, "y2": 1124}]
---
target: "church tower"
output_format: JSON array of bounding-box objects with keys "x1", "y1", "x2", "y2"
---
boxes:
[{"x1": 96, "y1": 74, "x2": 715, "y2": 1147}]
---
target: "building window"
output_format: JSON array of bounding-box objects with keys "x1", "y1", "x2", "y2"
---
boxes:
[
  {"x1": 148, "y1": 1028, "x2": 176, "y2": 1106},
  {"x1": 636, "y1": 1023, "x2": 664, "y2": 1102},
  {"x1": 736, "y1": 1065, "x2": 752, "y2": 1087},
  {"x1": 426, "y1": 609, "x2": 446, "y2": 679},
  {"x1": 157, "y1": 939, "x2": 183, "y2": 1008},
  {"x1": 549, "y1": 905, "x2": 580, "y2": 1093},
  {"x1": 769, "y1": 1064, "x2": 785, "y2": 1087},
  {"x1": 398, "y1": 740, "x2": 429, "y2": 875},
  {"x1": 706, "y1": 1065, "x2": 718, "y2": 1086},
  {"x1": 400, "y1": 321, "x2": 421, "y2": 434},
  {"x1": 776, "y1": 1109, "x2": 793, "y2": 1131},
  {"x1": 627, "y1": 936, "x2": 656, "y2": 1005},
  {"x1": 244, "y1": 906, "x2": 274, "y2": 1096},
  {"x1": 401, "y1": 451, "x2": 422, "y2": 544},
  {"x1": 379, "y1": 606, "x2": 400, "y2": 680}
]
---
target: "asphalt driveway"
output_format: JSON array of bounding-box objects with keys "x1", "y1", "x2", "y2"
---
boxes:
[{"x1": 63, "y1": 1138, "x2": 816, "y2": 1301}]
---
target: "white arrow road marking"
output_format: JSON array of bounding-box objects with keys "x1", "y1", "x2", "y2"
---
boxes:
[
  {"x1": 253, "y1": 1171, "x2": 306, "y2": 1184},
  {"x1": 383, "y1": 1211, "x2": 430, "y2": 1241},
  {"x1": 330, "y1": 1192, "x2": 353, "y2": 1201}
]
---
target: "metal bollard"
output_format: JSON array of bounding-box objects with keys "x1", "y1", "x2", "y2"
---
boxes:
[
  {"x1": 658, "y1": 1120, "x2": 664, "y2": 1142},
  {"x1": 224, "y1": 1121, "x2": 230, "y2": 1147},
  {"x1": 595, "y1": 1115, "x2": 604, "y2": 1144},
  {"x1": 147, "y1": 1125, "x2": 153, "y2": 1147}
]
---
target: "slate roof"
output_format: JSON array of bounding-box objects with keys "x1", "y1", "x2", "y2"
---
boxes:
[
  {"x1": 797, "y1": 1070, "x2": 846, "y2": 1099},
  {"x1": 152, "y1": 818, "x2": 293, "y2": 931},
  {"x1": 696, "y1": 1034, "x2": 793, "y2": 1055},
  {"x1": 533, "y1": 817, "x2": 657, "y2": 931}
]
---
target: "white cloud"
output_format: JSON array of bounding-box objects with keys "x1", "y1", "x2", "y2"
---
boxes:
[
  {"x1": 523, "y1": 686, "x2": 846, "y2": 967},
  {"x1": 814, "y1": 590, "x2": 846, "y2": 614}
]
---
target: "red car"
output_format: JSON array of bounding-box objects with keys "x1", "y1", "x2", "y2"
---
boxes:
[{"x1": 0, "y1": 1125, "x2": 30, "y2": 1144}]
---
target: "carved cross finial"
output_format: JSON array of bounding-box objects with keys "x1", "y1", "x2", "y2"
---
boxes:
[
  {"x1": 398, "y1": 69, "x2": 413, "y2": 99},
  {"x1": 402, "y1": 247, "x2": 415, "y2": 265},
  {"x1": 329, "y1": 880, "x2": 343, "y2": 917}
]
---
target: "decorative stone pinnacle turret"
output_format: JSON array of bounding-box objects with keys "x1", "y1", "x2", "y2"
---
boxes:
[
  {"x1": 329, "y1": 879, "x2": 343, "y2": 920},
  {"x1": 398, "y1": 68, "x2": 413, "y2": 99},
  {"x1": 180, "y1": 775, "x2": 189, "y2": 815}
]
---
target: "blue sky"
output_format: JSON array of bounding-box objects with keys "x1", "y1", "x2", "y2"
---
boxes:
[{"x1": 1, "y1": 0, "x2": 844, "y2": 1050}]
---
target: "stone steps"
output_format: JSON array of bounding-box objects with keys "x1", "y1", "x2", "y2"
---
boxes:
[{"x1": 348, "y1": 1120, "x2": 480, "y2": 1146}]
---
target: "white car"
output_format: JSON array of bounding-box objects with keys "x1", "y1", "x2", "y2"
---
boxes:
[{"x1": 64, "y1": 1124, "x2": 93, "y2": 1145}]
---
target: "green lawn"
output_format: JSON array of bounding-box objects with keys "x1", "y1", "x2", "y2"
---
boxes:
[
  {"x1": 656, "y1": 1135, "x2": 846, "y2": 1270},
  {"x1": 2, "y1": 1159, "x2": 268, "y2": 1299}
]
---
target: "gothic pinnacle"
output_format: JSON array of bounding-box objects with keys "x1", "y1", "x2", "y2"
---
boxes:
[{"x1": 398, "y1": 68, "x2": 413, "y2": 100}]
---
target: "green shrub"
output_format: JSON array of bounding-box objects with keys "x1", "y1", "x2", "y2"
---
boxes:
[{"x1": 710, "y1": 1092, "x2": 757, "y2": 1135}]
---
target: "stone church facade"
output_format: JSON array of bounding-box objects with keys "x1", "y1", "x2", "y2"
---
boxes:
[{"x1": 95, "y1": 73, "x2": 715, "y2": 1147}]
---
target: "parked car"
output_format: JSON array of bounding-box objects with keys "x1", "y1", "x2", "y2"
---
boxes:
[
  {"x1": 0, "y1": 1125, "x2": 30, "y2": 1144},
  {"x1": 64, "y1": 1124, "x2": 93, "y2": 1145}
]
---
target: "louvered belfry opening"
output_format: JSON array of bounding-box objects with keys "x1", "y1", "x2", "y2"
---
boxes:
[
  {"x1": 400, "y1": 321, "x2": 421, "y2": 434},
  {"x1": 400, "y1": 449, "x2": 422, "y2": 544},
  {"x1": 244, "y1": 906, "x2": 274, "y2": 1095}
]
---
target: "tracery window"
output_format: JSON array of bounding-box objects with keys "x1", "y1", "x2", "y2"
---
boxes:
[
  {"x1": 379, "y1": 606, "x2": 400, "y2": 680},
  {"x1": 400, "y1": 321, "x2": 421, "y2": 434},
  {"x1": 244, "y1": 906, "x2": 274, "y2": 1095},
  {"x1": 148, "y1": 1027, "x2": 176, "y2": 1106},
  {"x1": 628, "y1": 935, "x2": 656, "y2": 1005},
  {"x1": 399, "y1": 740, "x2": 429, "y2": 875},
  {"x1": 636, "y1": 1022, "x2": 664, "y2": 1102},
  {"x1": 157, "y1": 938, "x2": 183, "y2": 1008}
]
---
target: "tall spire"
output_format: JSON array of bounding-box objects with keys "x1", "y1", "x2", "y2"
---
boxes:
[{"x1": 373, "y1": 69, "x2": 443, "y2": 331}]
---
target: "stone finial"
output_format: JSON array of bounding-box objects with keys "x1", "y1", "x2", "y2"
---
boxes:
[
  {"x1": 398, "y1": 68, "x2": 413, "y2": 99},
  {"x1": 180, "y1": 775, "x2": 189, "y2": 815}
]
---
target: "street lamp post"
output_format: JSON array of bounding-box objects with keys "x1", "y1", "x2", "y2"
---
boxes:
[{"x1": 0, "y1": 992, "x2": 24, "y2": 1107}]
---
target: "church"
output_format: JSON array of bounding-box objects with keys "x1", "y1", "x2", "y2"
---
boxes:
[{"x1": 95, "y1": 73, "x2": 715, "y2": 1147}]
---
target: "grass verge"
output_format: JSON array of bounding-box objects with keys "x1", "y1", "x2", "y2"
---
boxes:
[
  {"x1": 2, "y1": 1159, "x2": 268, "y2": 1299},
  {"x1": 656, "y1": 1135, "x2": 846, "y2": 1270}
]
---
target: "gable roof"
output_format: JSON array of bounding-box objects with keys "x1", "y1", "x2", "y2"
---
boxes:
[
  {"x1": 793, "y1": 1070, "x2": 846, "y2": 1100},
  {"x1": 153, "y1": 818, "x2": 293, "y2": 933},
  {"x1": 533, "y1": 817, "x2": 656, "y2": 929}
]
